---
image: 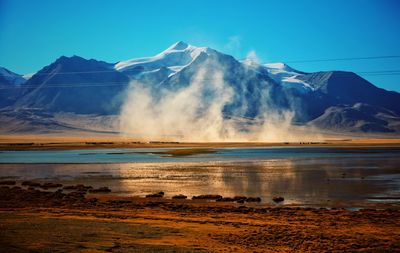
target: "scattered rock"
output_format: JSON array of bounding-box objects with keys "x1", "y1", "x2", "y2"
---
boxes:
[
  {"x1": 172, "y1": 194, "x2": 187, "y2": 199},
  {"x1": 217, "y1": 197, "x2": 235, "y2": 202},
  {"x1": 63, "y1": 185, "x2": 76, "y2": 190},
  {"x1": 63, "y1": 184, "x2": 93, "y2": 191},
  {"x1": 0, "y1": 180, "x2": 16, "y2": 185},
  {"x1": 192, "y1": 194, "x2": 223, "y2": 200},
  {"x1": 66, "y1": 191, "x2": 86, "y2": 200},
  {"x1": 246, "y1": 197, "x2": 262, "y2": 202},
  {"x1": 146, "y1": 192, "x2": 164, "y2": 198},
  {"x1": 272, "y1": 196, "x2": 284, "y2": 203},
  {"x1": 41, "y1": 183, "x2": 63, "y2": 189},
  {"x1": 108, "y1": 200, "x2": 131, "y2": 204},
  {"x1": 21, "y1": 181, "x2": 41, "y2": 187},
  {"x1": 233, "y1": 196, "x2": 247, "y2": 202},
  {"x1": 88, "y1": 187, "x2": 111, "y2": 193},
  {"x1": 84, "y1": 198, "x2": 99, "y2": 204}
]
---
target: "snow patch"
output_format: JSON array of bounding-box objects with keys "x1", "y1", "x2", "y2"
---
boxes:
[
  {"x1": 114, "y1": 41, "x2": 210, "y2": 77},
  {"x1": 23, "y1": 72, "x2": 36, "y2": 80},
  {"x1": 264, "y1": 62, "x2": 313, "y2": 93}
]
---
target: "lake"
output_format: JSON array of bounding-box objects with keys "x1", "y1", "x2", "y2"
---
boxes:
[{"x1": 1, "y1": 146, "x2": 399, "y2": 206}]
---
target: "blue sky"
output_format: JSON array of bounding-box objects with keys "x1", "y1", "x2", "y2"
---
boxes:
[{"x1": 0, "y1": 0, "x2": 399, "y2": 91}]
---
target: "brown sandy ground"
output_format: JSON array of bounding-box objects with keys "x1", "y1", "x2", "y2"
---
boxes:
[
  {"x1": 0, "y1": 134, "x2": 400, "y2": 151},
  {"x1": 1, "y1": 186, "x2": 400, "y2": 252}
]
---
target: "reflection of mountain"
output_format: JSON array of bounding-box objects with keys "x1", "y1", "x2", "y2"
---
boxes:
[
  {"x1": 2, "y1": 156, "x2": 399, "y2": 204},
  {"x1": 217, "y1": 158, "x2": 400, "y2": 204},
  {"x1": 218, "y1": 161, "x2": 296, "y2": 197},
  {"x1": 1, "y1": 41, "x2": 400, "y2": 134}
]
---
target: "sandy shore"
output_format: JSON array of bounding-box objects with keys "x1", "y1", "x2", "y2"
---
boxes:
[
  {"x1": 0, "y1": 185, "x2": 399, "y2": 252},
  {"x1": 1, "y1": 134, "x2": 400, "y2": 150}
]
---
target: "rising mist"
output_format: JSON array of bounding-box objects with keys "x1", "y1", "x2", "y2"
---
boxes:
[{"x1": 119, "y1": 58, "x2": 323, "y2": 142}]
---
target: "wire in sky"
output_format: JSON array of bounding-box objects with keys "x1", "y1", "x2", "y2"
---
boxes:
[
  {"x1": 0, "y1": 82, "x2": 131, "y2": 90},
  {"x1": 1, "y1": 70, "x2": 399, "y2": 90},
  {"x1": 285, "y1": 55, "x2": 400, "y2": 63},
  {"x1": 1, "y1": 54, "x2": 399, "y2": 78}
]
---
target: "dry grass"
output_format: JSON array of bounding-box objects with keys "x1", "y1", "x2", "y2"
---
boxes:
[
  {"x1": 0, "y1": 133, "x2": 400, "y2": 151},
  {"x1": 150, "y1": 148, "x2": 216, "y2": 157}
]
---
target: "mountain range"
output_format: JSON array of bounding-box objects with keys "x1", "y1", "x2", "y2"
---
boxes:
[{"x1": 1, "y1": 41, "x2": 400, "y2": 135}]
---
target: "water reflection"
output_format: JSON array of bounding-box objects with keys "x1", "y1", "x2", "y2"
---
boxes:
[{"x1": 1, "y1": 155, "x2": 399, "y2": 205}]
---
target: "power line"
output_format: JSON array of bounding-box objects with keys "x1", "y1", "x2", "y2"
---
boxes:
[
  {"x1": 362, "y1": 73, "x2": 400, "y2": 77},
  {"x1": 357, "y1": 69, "x2": 400, "y2": 74},
  {"x1": 0, "y1": 54, "x2": 399, "y2": 78},
  {"x1": 0, "y1": 68, "x2": 140, "y2": 78},
  {"x1": 1, "y1": 70, "x2": 400, "y2": 90},
  {"x1": 1, "y1": 68, "x2": 400, "y2": 82},
  {"x1": 285, "y1": 55, "x2": 400, "y2": 63},
  {"x1": 0, "y1": 82, "x2": 131, "y2": 90},
  {"x1": 26, "y1": 69, "x2": 138, "y2": 75}
]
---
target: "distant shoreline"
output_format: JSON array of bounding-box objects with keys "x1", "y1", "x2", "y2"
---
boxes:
[{"x1": 0, "y1": 135, "x2": 400, "y2": 151}]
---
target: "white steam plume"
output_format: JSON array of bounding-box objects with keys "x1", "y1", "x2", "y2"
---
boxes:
[
  {"x1": 246, "y1": 50, "x2": 260, "y2": 64},
  {"x1": 119, "y1": 61, "x2": 323, "y2": 142}
]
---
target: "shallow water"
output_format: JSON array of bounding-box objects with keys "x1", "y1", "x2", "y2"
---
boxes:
[
  {"x1": 1, "y1": 146, "x2": 399, "y2": 163},
  {"x1": 0, "y1": 146, "x2": 399, "y2": 205}
]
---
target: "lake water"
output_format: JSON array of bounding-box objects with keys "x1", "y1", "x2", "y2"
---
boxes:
[{"x1": 1, "y1": 146, "x2": 399, "y2": 206}]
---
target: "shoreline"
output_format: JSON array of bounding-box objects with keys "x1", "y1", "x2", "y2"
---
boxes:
[
  {"x1": 2, "y1": 179, "x2": 399, "y2": 209},
  {"x1": 1, "y1": 137, "x2": 400, "y2": 151},
  {"x1": 1, "y1": 185, "x2": 399, "y2": 252}
]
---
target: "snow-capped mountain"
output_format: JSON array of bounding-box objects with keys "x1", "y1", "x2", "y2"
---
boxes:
[
  {"x1": 116, "y1": 41, "x2": 209, "y2": 74},
  {"x1": 263, "y1": 63, "x2": 313, "y2": 93},
  {"x1": 114, "y1": 41, "x2": 219, "y2": 85},
  {"x1": 1, "y1": 41, "x2": 400, "y2": 133}
]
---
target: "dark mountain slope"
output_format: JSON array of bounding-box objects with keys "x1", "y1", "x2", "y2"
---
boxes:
[{"x1": 14, "y1": 56, "x2": 130, "y2": 114}]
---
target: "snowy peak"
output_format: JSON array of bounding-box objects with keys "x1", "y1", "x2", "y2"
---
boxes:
[
  {"x1": 114, "y1": 42, "x2": 314, "y2": 93},
  {"x1": 264, "y1": 62, "x2": 300, "y2": 74},
  {"x1": 163, "y1": 41, "x2": 190, "y2": 52},
  {"x1": 114, "y1": 41, "x2": 211, "y2": 76},
  {"x1": 155, "y1": 41, "x2": 210, "y2": 60}
]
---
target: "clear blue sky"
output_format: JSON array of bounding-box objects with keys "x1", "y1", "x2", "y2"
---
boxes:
[{"x1": 0, "y1": 0, "x2": 399, "y2": 91}]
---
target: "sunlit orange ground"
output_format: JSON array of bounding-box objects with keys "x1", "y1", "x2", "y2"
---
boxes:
[{"x1": 1, "y1": 186, "x2": 400, "y2": 252}]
